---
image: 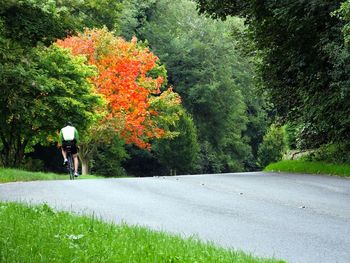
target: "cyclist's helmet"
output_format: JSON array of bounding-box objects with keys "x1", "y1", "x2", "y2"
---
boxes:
[{"x1": 66, "y1": 121, "x2": 73, "y2": 126}]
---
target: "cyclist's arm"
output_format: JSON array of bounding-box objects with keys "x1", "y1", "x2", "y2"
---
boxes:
[
  {"x1": 74, "y1": 128, "x2": 80, "y2": 144},
  {"x1": 59, "y1": 130, "x2": 63, "y2": 146}
]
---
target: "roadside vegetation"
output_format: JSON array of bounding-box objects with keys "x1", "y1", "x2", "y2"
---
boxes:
[
  {"x1": 0, "y1": 202, "x2": 284, "y2": 263},
  {"x1": 256, "y1": 121, "x2": 350, "y2": 176},
  {"x1": 264, "y1": 160, "x2": 350, "y2": 178},
  {"x1": 0, "y1": 0, "x2": 267, "y2": 177},
  {"x1": 2, "y1": 1, "x2": 350, "y2": 177},
  {"x1": 0, "y1": 168, "x2": 102, "y2": 183},
  {"x1": 196, "y1": 1, "x2": 350, "y2": 173}
]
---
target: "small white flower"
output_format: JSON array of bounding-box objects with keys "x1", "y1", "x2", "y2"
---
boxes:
[{"x1": 66, "y1": 234, "x2": 84, "y2": 240}]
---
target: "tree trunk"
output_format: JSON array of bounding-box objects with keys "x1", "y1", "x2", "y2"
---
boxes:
[
  {"x1": 13, "y1": 138, "x2": 27, "y2": 167},
  {"x1": 79, "y1": 143, "x2": 91, "y2": 175},
  {"x1": 0, "y1": 131, "x2": 10, "y2": 166},
  {"x1": 0, "y1": 134, "x2": 28, "y2": 167},
  {"x1": 81, "y1": 158, "x2": 89, "y2": 175}
]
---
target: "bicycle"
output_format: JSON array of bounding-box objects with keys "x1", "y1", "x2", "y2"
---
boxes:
[{"x1": 64, "y1": 145, "x2": 75, "y2": 180}]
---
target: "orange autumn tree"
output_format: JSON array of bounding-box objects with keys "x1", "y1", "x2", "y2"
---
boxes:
[{"x1": 57, "y1": 28, "x2": 182, "y2": 172}]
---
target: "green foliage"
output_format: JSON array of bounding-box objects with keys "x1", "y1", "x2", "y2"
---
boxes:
[
  {"x1": 0, "y1": 1, "x2": 106, "y2": 168},
  {"x1": 26, "y1": 144, "x2": 67, "y2": 173},
  {"x1": 302, "y1": 143, "x2": 350, "y2": 164},
  {"x1": 91, "y1": 135, "x2": 128, "y2": 177},
  {"x1": 55, "y1": 0, "x2": 123, "y2": 32},
  {"x1": 334, "y1": 0, "x2": 350, "y2": 44},
  {"x1": 0, "y1": 1, "x2": 73, "y2": 46},
  {"x1": 198, "y1": 141, "x2": 223, "y2": 173},
  {"x1": 195, "y1": 0, "x2": 247, "y2": 19},
  {"x1": 0, "y1": 0, "x2": 123, "y2": 39},
  {"x1": 122, "y1": 146, "x2": 166, "y2": 177},
  {"x1": 0, "y1": 43, "x2": 100, "y2": 167},
  {"x1": 196, "y1": 0, "x2": 350, "y2": 147},
  {"x1": 125, "y1": 131, "x2": 199, "y2": 177},
  {"x1": 20, "y1": 157, "x2": 45, "y2": 172},
  {"x1": 119, "y1": 0, "x2": 157, "y2": 40},
  {"x1": 258, "y1": 125, "x2": 287, "y2": 168},
  {"x1": 0, "y1": 0, "x2": 268, "y2": 175},
  {"x1": 154, "y1": 111, "x2": 200, "y2": 175},
  {"x1": 283, "y1": 123, "x2": 298, "y2": 150},
  {"x1": 122, "y1": 0, "x2": 265, "y2": 173}
]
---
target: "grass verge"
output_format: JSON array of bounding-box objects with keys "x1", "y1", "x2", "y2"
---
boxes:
[
  {"x1": 0, "y1": 168, "x2": 101, "y2": 183},
  {"x1": 264, "y1": 160, "x2": 350, "y2": 177},
  {"x1": 0, "y1": 202, "x2": 284, "y2": 263}
]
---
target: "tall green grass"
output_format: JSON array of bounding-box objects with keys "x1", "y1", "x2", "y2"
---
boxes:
[
  {"x1": 0, "y1": 202, "x2": 284, "y2": 263},
  {"x1": 265, "y1": 160, "x2": 350, "y2": 177},
  {"x1": 0, "y1": 168, "x2": 100, "y2": 183}
]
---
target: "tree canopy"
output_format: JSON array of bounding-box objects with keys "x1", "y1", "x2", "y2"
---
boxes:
[
  {"x1": 196, "y1": 0, "x2": 350, "y2": 148},
  {"x1": 121, "y1": 0, "x2": 266, "y2": 172},
  {"x1": 57, "y1": 28, "x2": 182, "y2": 149}
]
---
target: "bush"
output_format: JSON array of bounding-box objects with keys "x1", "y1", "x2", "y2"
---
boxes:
[
  {"x1": 20, "y1": 157, "x2": 44, "y2": 172},
  {"x1": 91, "y1": 136, "x2": 128, "y2": 177},
  {"x1": 198, "y1": 141, "x2": 223, "y2": 174},
  {"x1": 122, "y1": 146, "x2": 167, "y2": 177},
  {"x1": 302, "y1": 143, "x2": 350, "y2": 164},
  {"x1": 284, "y1": 123, "x2": 298, "y2": 150},
  {"x1": 258, "y1": 124, "x2": 287, "y2": 167},
  {"x1": 154, "y1": 111, "x2": 200, "y2": 175},
  {"x1": 294, "y1": 122, "x2": 328, "y2": 149}
]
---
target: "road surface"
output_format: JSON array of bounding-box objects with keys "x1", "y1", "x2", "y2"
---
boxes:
[{"x1": 0, "y1": 172, "x2": 349, "y2": 263}]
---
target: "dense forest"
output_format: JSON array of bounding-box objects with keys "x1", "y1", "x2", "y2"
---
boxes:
[{"x1": 1, "y1": 0, "x2": 349, "y2": 176}]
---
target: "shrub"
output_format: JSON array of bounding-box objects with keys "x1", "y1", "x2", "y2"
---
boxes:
[
  {"x1": 20, "y1": 157, "x2": 44, "y2": 172},
  {"x1": 284, "y1": 123, "x2": 299, "y2": 150},
  {"x1": 91, "y1": 136, "x2": 128, "y2": 177},
  {"x1": 294, "y1": 123, "x2": 328, "y2": 149},
  {"x1": 302, "y1": 143, "x2": 350, "y2": 164},
  {"x1": 258, "y1": 124, "x2": 287, "y2": 167}
]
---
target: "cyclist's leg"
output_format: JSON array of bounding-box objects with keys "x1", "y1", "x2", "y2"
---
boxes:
[
  {"x1": 61, "y1": 147, "x2": 68, "y2": 165},
  {"x1": 73, "y1": 153, "x2": 79, "y2": 174},
  {"x1": 71, "y1": 143, "x2": 79, "y2": 175},
  {"x1": 61, "y1": 147, "x2": 67, "y2": 159}
]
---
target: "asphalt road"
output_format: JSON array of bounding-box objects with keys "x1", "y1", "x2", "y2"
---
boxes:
[{"x1": 0, "y1": 172, "x2": 349, "y2": 263}]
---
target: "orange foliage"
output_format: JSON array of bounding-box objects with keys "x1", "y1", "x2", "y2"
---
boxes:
[{"x1": 57, "y1": 28, "x2": 180, "y2": 148}]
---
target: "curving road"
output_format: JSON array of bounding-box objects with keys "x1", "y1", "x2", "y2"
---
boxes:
[{"x1": 0, "y1": 172, "x2": 349, "y2": 263}]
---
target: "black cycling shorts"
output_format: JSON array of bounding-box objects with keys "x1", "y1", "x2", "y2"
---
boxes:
[{"x1": 62, "y1": 140, "x2": 78, "y2": 155}]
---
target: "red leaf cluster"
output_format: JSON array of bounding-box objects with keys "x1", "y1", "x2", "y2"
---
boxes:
[{"x1": 57, "y1": 28, "x2": 178, "y2": 148}]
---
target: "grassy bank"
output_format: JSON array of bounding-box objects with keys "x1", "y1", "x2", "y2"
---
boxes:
[
  {"x1": 265, "y1": 160, "x2": 350, "y2": 177},
  {"x1": 0, "y1": 168, "x2": 100, "y2": 183},
  {"x1": 0, "y1": 202, "x2": 284, "y2": 263}
]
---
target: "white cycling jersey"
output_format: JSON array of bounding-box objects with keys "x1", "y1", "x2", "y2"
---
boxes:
[{"x1": 61, "y1": 126, "x2": 76, "y2": 141}]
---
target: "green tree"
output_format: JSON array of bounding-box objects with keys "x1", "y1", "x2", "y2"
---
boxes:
[
  {"x1": 0, "y1": 0, "x2": 129, "y2": 169},
  {"x1": 56, "y1": 0, "x2": 123, "y2": 32},
  {"x1": 1, "y1": 0, "x2": 123, "y2": 36},
  {"x1": 154, "y1": 111, "x2": 200, "y2": 175},
  {"x1": 258, "y1": 125, "x2": 287, "y2": 167},
  {"x1": 119, "y1": 0, "x2": 156, "y2": 40},
  {"x1": 0, "y1": 0, "x2": 83, "y2": 46},
  {"x1": 335, "y1": 0, "x2": 350, "y2": 43},
  {"x1": 122, "y1": 0, "x2": 263, "y2": 172},
  {"x1": 196, "y1": 0, "x2": 350, "y2": 147},
  {"x1": 0, "y1": 44, "x2": 100, "y2": 167},
  {"x1": 90, "y1": 134, "x2": 128, "y2": 177}
]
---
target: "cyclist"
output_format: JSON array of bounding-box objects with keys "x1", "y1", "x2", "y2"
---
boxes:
[{"x1": 59, "y1": 122, "x2": 80, "y2": 177}]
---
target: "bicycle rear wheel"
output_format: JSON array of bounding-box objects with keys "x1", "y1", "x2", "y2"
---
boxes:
[{"x1": 67, "y1": 154, "x2": 74, "y2": 180}]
